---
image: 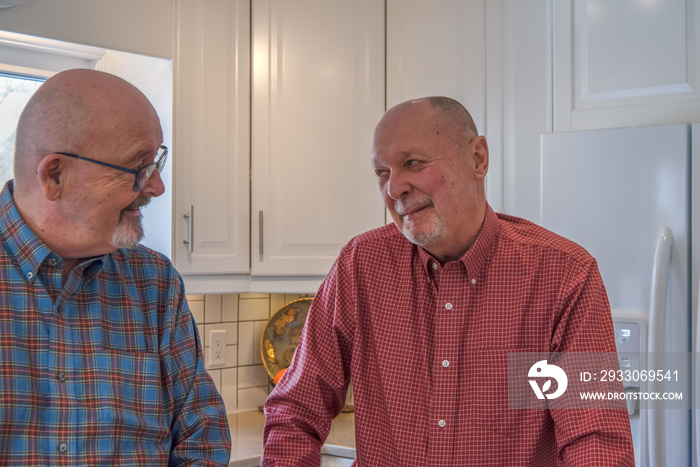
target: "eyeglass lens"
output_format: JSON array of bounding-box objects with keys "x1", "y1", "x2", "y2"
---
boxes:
[{"x1": 134, "y1": 149, "x2": 168, "y2": 191}]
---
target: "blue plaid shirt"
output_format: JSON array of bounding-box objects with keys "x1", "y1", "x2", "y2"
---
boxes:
[{"x1": 0, "y1": 181, "x2": 231, "y2": 466}]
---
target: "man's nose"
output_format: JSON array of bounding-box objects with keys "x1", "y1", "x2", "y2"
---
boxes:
[
  {"x1": 141, "y1": 169, "x2": 166, "y2": 197},
  {"x1": 386, "y1": 171, "x2": 411, "y2": 200}
]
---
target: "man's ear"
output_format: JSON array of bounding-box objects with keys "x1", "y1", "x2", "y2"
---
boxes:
[
  {"x1": 472, "y1": 136, "x2": 489, "y2": 180},
  {"x1": 36, "y1": 154, "x2": 64, "y2": 201}
]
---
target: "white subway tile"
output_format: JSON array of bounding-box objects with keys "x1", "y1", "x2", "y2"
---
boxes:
[
  {"x1": 204, "y1": 294, "x2": 223, "y2": 323},
  {"x1": 239, "y1": 298, "x2": 270, "y2": 322},
  {"x1": 238, "y1": 365, "x2": 270, "y2": 389},
  {"x1": 238, "y1": 386, "x2": 269, "y2": 411},
  {"x1": 253, "y1": 321, "x2": 267, "y2": 365},
  {"x1": 222, "y1": 294, "x2": 239, "y2": 322},
  {"x1": 239, "y1": 293, "x2": 269, "y2": 300},
  {"x1": 189, "y1": 300, "x2": 205, "y2": 325},
  {"x1": 270, "y1": 294, "x2": 286, "y2": 315},
  {"x1": 284, "y1": 294, "x2": 301, "y2": 304},
  {"x1": 221, "y1": 368, "x2": 238, "y2": 413},
  {"x1": 238, "y1": 321, "x2": 256, "y2": 366},
  {"x1": 225, "y1": 344, "x2": 238, "y2": 368}
]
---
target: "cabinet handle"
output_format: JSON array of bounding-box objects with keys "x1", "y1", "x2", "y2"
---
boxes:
[
  {"x1": 183, "y1": 205, "x2": 194, "y2": 253},
  {"x1": 259, "y1": 210, "x2": 264, "y2": 256}
]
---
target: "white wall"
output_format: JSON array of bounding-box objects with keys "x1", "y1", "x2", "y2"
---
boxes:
[{"x1": 0, "y1": 0, "x2": 173, "y2": 58}]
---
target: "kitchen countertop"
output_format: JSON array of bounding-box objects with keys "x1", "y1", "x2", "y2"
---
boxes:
[{"x1": 228, "y1": 409, "x2": 356, "y2": 467}]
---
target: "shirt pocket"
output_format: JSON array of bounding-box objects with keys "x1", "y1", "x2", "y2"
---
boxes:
[
  {"x1": 467, "y1": 349, "x2": 542, "y2": 436},
  {"x1": 92, "y1": 350, "x2": 167, "y2": 436}
]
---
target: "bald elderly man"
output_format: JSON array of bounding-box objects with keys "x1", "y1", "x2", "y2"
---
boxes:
[
  {"x1": 262, "y1": 97, "x2": 635, "y2": 466},
  {"x1": 0, "y1": 69, "x2": 230, "y2": 465}
]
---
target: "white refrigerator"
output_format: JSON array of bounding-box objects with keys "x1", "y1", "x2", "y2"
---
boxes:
[{"x1": 540, "y1": 124, "x2": 698, "y2": 467}]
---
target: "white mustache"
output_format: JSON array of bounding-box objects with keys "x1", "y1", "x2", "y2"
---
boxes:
[
  {"x1": 395, "y1": 197, "x2": 432, "y2": 216},
  {"x1": 124, "y1": 195, "x2": 151, "y2": 211}
]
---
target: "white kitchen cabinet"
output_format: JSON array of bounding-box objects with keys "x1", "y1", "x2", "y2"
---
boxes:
[
  {"x1": 172, "y1": 0, "x2": 479, "y2": 291},
  {"x1": 250, "y1": 0, "x2": 386, "y2": 277},
  {"x1": 553, "y1": 0, "x2": 700, "y2": 131},
  {"x1": 385, "y1": 0, "x2": 488, "y2": 213},
  {"x1": 173, "y1": 0, "x2": 251, "y2": 280},
  {"x1": 386, "y1": 0, "x2": 486, "y2": 123}
]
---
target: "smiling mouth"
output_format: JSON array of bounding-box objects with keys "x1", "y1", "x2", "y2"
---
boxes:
[
  {"x1": 121, "y1": 196, "x2": 151, "y2": 219},
  {"x1": 395, "y1": 196, "x2": 427, "y2": 211},
  {"x1": 404, "y1": 206, "x2": 427, "y2": 217}
]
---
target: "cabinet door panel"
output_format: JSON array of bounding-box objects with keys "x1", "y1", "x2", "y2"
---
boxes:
[
  {"x1": 554, "y1": 0, "x2": 700, "y2": 131},
  {"x1": 174, "y1": 0, "x2": 250, "y2": 275},
  {"x1": 252, "y1": 0, "x2": 385, "y2": 276}
]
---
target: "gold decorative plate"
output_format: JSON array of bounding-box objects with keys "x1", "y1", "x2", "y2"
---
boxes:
[{"x1": 261, "y1": 298, "x2": 313, "y2": 382}]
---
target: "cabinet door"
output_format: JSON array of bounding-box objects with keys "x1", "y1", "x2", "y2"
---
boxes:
[
  {"x1": 386, "y1": 0, "x2": 485, "y2": 118},
  {"x1": 553, "y1": 0, "x2": 700, "y2": 131},
  {"x1": 251, "y1": 0, "x2": 386, "y2": 276},
  {"x1": 173, "y1": 0, "x2": 250, "y2": 275}
]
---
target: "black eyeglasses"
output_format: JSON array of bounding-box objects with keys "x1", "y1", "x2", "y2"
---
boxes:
[{"x1": 57, "y1": 145, "x2": 168, "y2": 192}]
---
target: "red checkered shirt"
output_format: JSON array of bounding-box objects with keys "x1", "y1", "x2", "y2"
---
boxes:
[{"x1": 262, "y1": 205, "x2": 635, "y2": 466}]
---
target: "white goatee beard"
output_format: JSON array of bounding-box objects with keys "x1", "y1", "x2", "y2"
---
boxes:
[
  {"x1": 394, "y1": 197, "x2": 448, "y2": 247},
  {"x1": 110, "y1": 196, "x2": 148, "y2": 249},
  {"x1": 401, "y1": 214, "x2": 448, "y2": 247},
  {"x1": 110, "y1": 213, "x2": 143, "y2": 249}
]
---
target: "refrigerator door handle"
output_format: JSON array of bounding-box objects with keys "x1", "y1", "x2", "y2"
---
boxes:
[
  {"x1": 647, "y1": 226, "x2": 673, "y2": 467},
  {"x1": 696, "y1": 275, "x2": 700, "y2": 467}
]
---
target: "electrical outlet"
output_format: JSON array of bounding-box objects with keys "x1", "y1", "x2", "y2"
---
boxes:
[{"x1": 208, "y1": 329, "x2": 226, "y2": 368}]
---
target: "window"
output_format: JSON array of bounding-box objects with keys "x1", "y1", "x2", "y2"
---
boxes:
[{"x1": 0, "y1": 72, "x2": 43, "y2": 184}]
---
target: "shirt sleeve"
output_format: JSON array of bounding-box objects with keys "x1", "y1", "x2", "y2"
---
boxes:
[
  {"x1": 262, "y1": 257, "x2": 353, "y2": 466},
  {"x1": 163, "y1": 277, "x2": 232, "y2": 466},
  {"x1": 549, "y1": 258, "x2": 636, "y2": 466}
]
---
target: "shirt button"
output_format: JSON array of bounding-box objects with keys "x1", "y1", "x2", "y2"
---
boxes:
[
  {"x1": 58, "y1": 372, "x2": 66, "y2": 382},
  {"x1": 58, "y1": 443, "x2": 67, "y2": 453},
  {"x1": 444, "y1": 303, "x2": 453, "y2": 310},
  {"x1": 471, "y1": 278, "x2": 477, "y2": 285},
  {"x1": 442, "y1": 360, "x2": 450, "y2": 368},
  {"x1": 48, "y1": 258, "x2": 58, "y2": 266},
  {"x1": 431, "y1": 262, "x2": 438, "y2": 270},
  {"x1": 26, "y1": 271, "x2": 34, "y2": 280},
  {"x1": 57, "y1": 304, "x2": 63, "y2": 313},
  {"x1": 438, "y1": 419, "x2": 446, "y2": 428}
]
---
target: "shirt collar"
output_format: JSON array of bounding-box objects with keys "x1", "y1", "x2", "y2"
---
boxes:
[
  {"x1": 0, "y1": 180, "x2": 106, "y2": 283},
  {"x1": 0, "y1": 181, "x2": 53, "y2": 283},
  {"x1": 416, "y1": 203, "x2": 500, "y2": 278}
]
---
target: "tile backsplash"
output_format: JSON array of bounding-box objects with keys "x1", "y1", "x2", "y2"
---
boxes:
[{"x1": 187, "y1": 293, "x2": 313, "y2": 413}]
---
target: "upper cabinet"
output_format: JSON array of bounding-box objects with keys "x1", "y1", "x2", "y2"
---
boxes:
[
  {"x1": 173, "y1": 0, "x2": 251, "y2": 278},
  {"x1": 553, "y1": 0, "x2": 700, "y2": 131},
  {"x1": 250, "y1": 0, "x2": 386, "y2": 278},
  {"x1": 172, "y1": 0, "x2": 481, "y2": 292},
  {"x1": 385, "y1": 0, "x2": 486, "y2": 126}
]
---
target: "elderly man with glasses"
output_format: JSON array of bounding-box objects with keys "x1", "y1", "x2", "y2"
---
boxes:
[{"x1": 0, "y1": 69, "x2": 231, "y2": 465}]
